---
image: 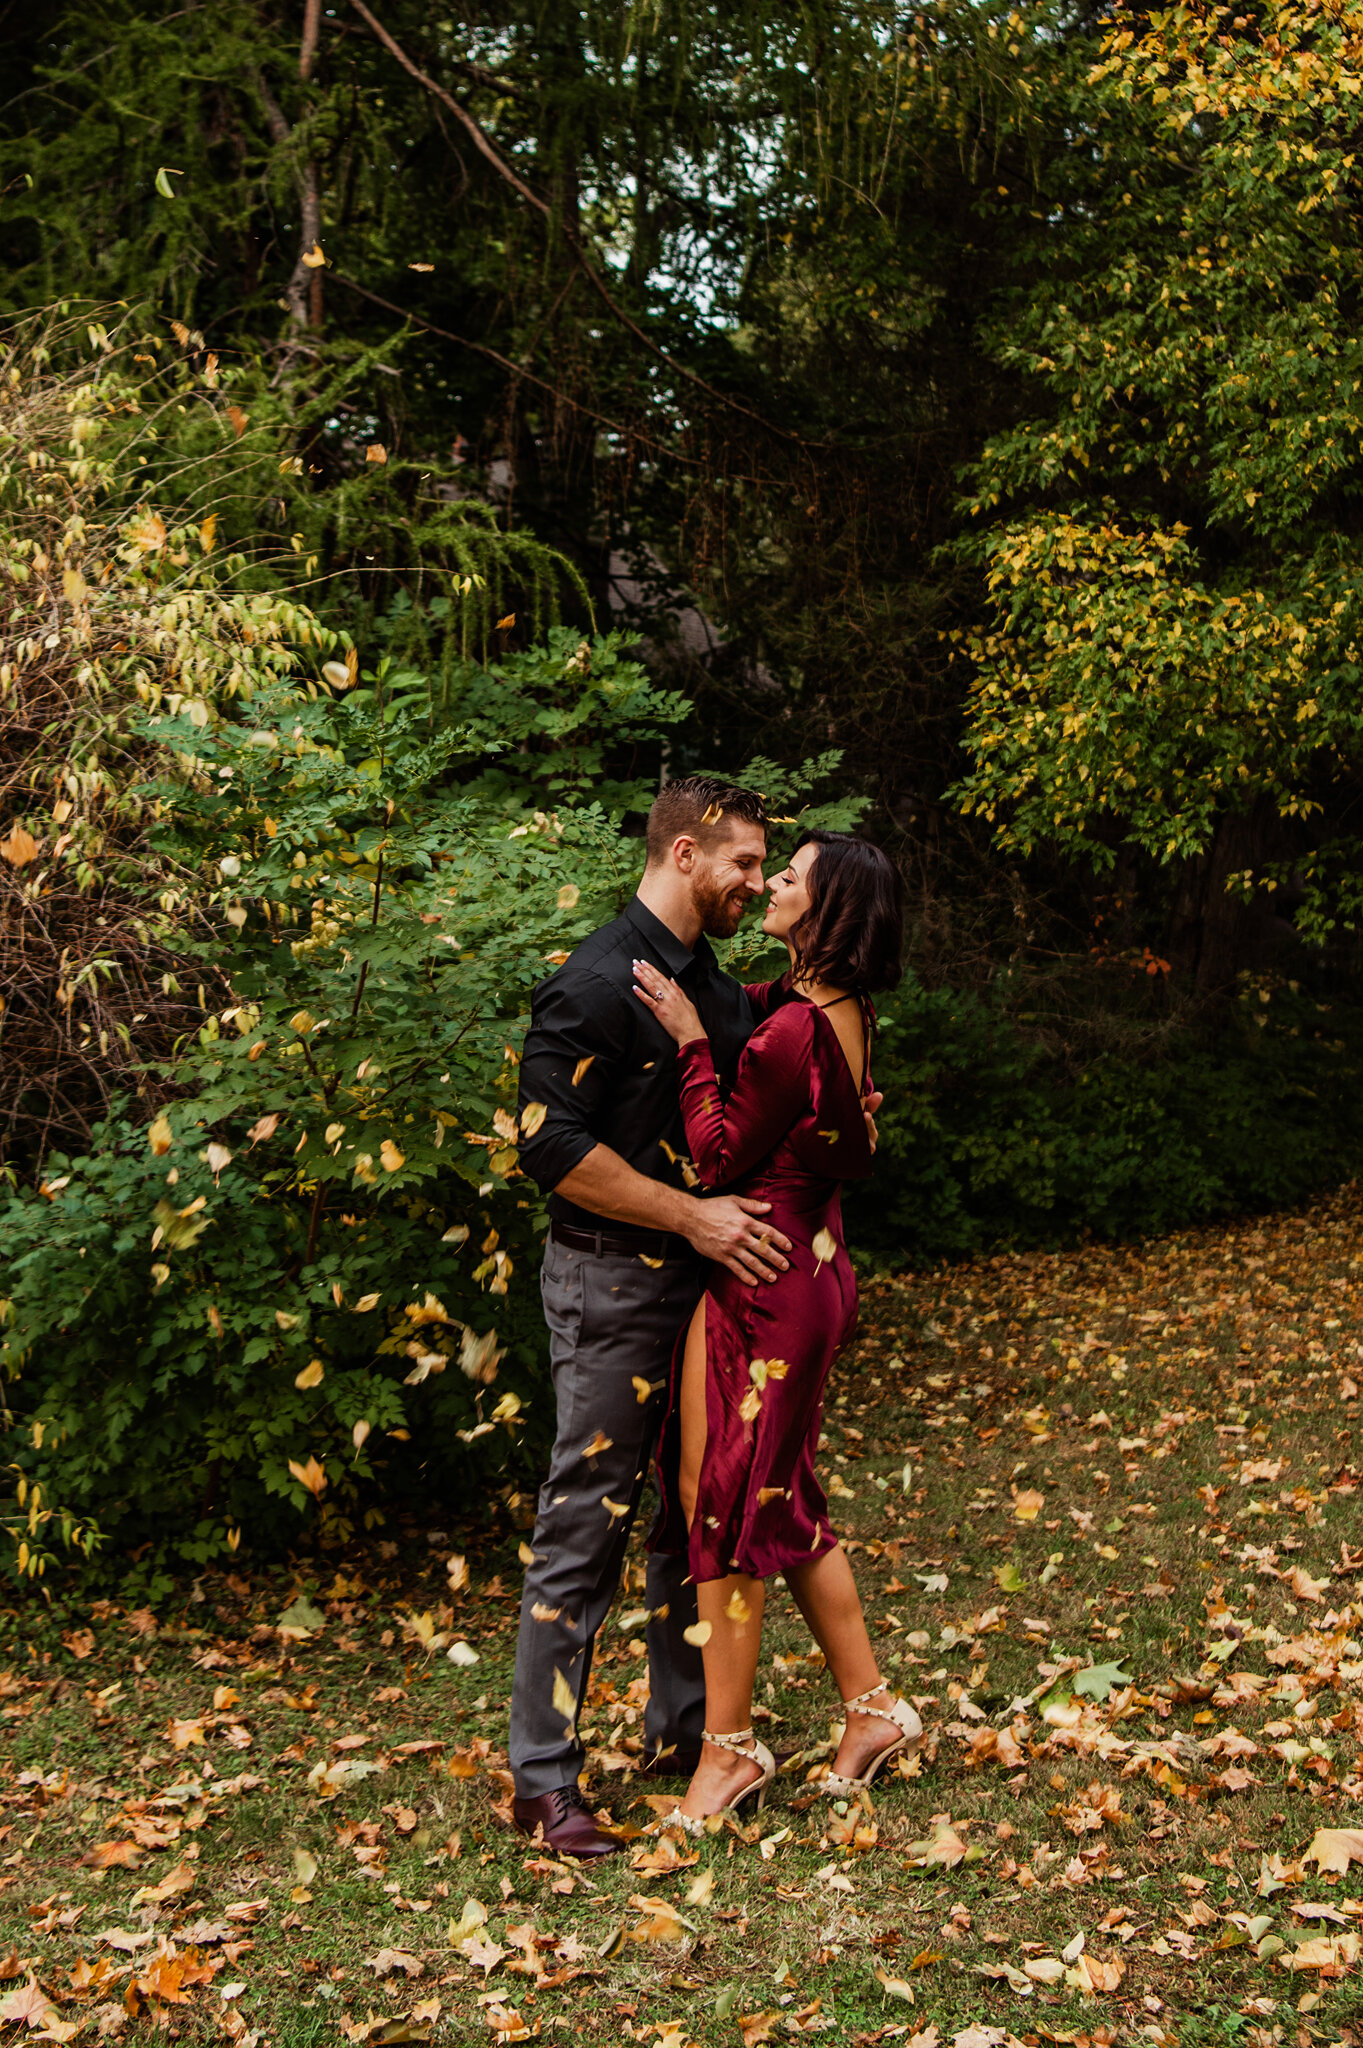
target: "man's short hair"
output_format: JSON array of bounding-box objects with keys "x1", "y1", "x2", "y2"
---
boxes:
[{"x1": 645, "y1": 774, "x2": 769, "y2": 864}]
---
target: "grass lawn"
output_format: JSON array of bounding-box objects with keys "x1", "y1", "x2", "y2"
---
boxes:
[{"x1": 5, "y1": 1189, "x2": 1363, "y2": 2048}]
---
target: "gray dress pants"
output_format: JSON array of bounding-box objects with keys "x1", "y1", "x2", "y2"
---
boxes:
[{"x1": 508, "y1": 1234, "x2": 706, "y2": 1797}]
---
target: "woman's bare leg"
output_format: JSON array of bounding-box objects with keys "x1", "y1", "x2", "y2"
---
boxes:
[
  {"x1": 675, "y1": 1298, "x2": 767, "y2": 1816},
  {"x1": 786, "y1": 1545, "x2": 904, "y2": 1780}
]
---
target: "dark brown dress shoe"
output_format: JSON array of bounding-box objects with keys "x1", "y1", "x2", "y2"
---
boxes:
[
  {"x1": 511, "y1": 1786, "x2": 622, "y2": 1858},
  {"x1": 639, "y1": 1745, "x2": 703, "y2": 1780}
]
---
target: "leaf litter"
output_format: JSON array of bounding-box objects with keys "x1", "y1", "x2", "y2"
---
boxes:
[{"x1": 6, "y1": 1191, "x2": 1363, "y2": 2039}]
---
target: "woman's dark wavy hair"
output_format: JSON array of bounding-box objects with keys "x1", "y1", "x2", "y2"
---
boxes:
[{"x1": 788, "y1": 831, "x2": 904, "y2": 995}]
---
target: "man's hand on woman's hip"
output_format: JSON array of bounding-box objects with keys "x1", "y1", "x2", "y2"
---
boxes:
[{"x1": 684, "y1": 1194, "x2": 791, "y2": 1284}]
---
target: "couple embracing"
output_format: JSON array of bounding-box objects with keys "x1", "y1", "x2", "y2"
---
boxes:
[{"x1": 507, "y1": 775, "x2": 920, "y2": 1854}]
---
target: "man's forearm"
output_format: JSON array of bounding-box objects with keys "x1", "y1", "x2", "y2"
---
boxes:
[{"x1": 553, "y1": 1145, "x2": 696, "y2": 1235}]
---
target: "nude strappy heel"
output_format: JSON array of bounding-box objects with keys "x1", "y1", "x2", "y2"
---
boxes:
[
  {"x1": 821, "y1": 1683, "x2": 923, "y2": 1797},
  {"x1": 667, "y1": 1728, "x2": 776, "y2": 1836}
]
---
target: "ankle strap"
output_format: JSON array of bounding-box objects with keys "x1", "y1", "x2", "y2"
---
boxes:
[
  {"x1": 841, "y1": 1682, "x2": 888, "y2": 1712},
  {"x1": 703, "y1": 1727, "x2": 757, "y2": 1755}
]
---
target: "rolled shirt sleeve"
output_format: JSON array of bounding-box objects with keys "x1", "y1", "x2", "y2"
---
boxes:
[{"x1": 516, "y1": 968, "x2": 635, "y2": 1195}]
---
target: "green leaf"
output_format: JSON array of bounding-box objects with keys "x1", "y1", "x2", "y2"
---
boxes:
[
  {"x1": 994, "y1": 1561, "x2": 1023, "y2": 1592},
  {"x1": 1072, "y1": 1661, "x2": 1134, "y2": 1701},
  {"x1": 277, "y1": 1594, "x2": 326, "y2": 1634}
]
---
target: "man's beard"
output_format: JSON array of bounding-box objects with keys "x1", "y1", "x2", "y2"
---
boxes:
[{"x1": 693, "y1": 867, "x2": 751, "y2": 940}]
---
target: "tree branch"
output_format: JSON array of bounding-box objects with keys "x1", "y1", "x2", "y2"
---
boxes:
[{"x1": 346, "y1": 0, "x2": 817, "y2": 447}]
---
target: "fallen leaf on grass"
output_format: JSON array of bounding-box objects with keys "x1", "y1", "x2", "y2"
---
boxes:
[
  {"x1": 1304, "y1": 1828, "x2": 1363, "y2": 1874},
  {"x1": 1073, "y1": 1661, "x2": 1133, "y2": 1702},
  {"x1": 80, "y1": 1842, "x2": 142, "y2": 1870},
  {"x1": 129, "y1": 1859, "x2": 196, "y2": 1906},
  {"x1": 903, "y1": 1821, "x2": 968, "y2": 1868},
  {"x1": 367, "y1": 1949, "x2": 423, "y2": 1979},
  {"x1": 1285, "y1": 1932, "x2": 1360, "y2": 1972}
]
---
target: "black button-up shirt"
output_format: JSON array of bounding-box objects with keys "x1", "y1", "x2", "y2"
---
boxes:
[{"x1": 516, "y1": 896, "x2": 756, "y2": 1231}]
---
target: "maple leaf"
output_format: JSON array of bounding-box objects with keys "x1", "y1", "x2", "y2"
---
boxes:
[
  {"x1": 1304, "y1": 1827, "x2": 1363, "y2": 1874},
  {"x1": 366, "y1": 1949, "x2": 423, "y2": 1979}
]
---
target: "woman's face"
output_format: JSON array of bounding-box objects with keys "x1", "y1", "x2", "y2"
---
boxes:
[{"x1": 762, "y1": 841, "x2": 818, "y2": 940}]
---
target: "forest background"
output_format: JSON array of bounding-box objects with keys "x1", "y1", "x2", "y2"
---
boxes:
[{"x1": 5, "y1": 0, "x2": 1363, "y2": 1583}]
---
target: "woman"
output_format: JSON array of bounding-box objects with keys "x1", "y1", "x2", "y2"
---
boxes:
[{"x1": 632, "y1": 830, "x2": 919, "y2": 1831}]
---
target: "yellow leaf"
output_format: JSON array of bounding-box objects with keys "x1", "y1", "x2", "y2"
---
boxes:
[
  {"x1": 302, "y1": 242, "x2": 326, "y2": 267},
  {"x1": 148, "y1": 1115, "x2": 174, "y2": 1156},
  {"x1": 1, "y1": 824, "x2": 40, "y2": 866},
  {"x1": 632, "y1": 1375, "x2": 654, "y2": 1404},
  {"x1": 226, "y1": 404, "x2": 250, "y2": 437},
  {"x1": 62, "y1": 566, "x2": 86, "y2": 606},
  {"x1": 496, "y1": 613, "x2": 516, "y2": 630},
  {"x1": 557, "y1": 883, "x2": 580, "y2": 910},
  {"x1": 446, "y1": 1554, "x2": 470, "y2": 1591},
  {"x1": 583, "y1": 1430, "x2": 613, "y2": 1458},
  {"x1": 379, "y1": 1139, "x2": 405, "y2": 1173},
  {"x1": 552, "y1": 1668, "x2": 577, "y2": 1725},
  {"x1": 572, "y1": 1056, "x2": 595, "y2": 1086},
  {"x1": 739, "y1": 1385, "x2": 762, "y2": 1422},
  {"x1": 601, "y1": 1496, "x2": 629, "y2": 1520},
  {"x1": 725, "y1": 1589, "x2": 751, "y2": 1624},
  {"x1": 199, "y1": 513, "x2": 218, "y2": 553},
  {"x1": 295, "y1": 1359, "x2": 324, "y2": 1389},
  {"x1": 353, "y1": 1292, "x2": 380, "y2": 1313},
  {"x1": 352, "y1": 1419, "x2": 371, "y2": 1450},
  {"x1": 1305, "y1": 1828, "x2": 1363, "y2": 1874},
  {"x1": 409, "y1": 261, "x2": 435, "y2": 272},
  {"x1": 365, "y1": 442, "x2": 388, "y2": 464},
  {"x1": 288, "y1": 1456, "x2": 327, "y2": 1498},
  {"x1": 520, "y1": 1102, "x2": 547, "y2": 1138},
  {"x1": 1013, "y1": 1488, "x2": 1045, "y2": 1523},
  {"x1": 812, "y1": 1227, "x2": 837, "y2": 1269},
  {"x1": 683, "y1": 1621, "x2": 712, "y2": 1648}
]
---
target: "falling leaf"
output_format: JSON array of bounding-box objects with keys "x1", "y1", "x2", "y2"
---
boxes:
[
  {"x1": 366, "y1": 442, "x2": 387, "y2": 463},
  {"x1": 354, "y1": 1292, "x2": 381, "y2": 1312},
  {"x1": 0, "y1": 824, "x2": 40, "y2": 866},
  {"x1": 154, "y1": 166, "x2": 182, "y2": 198},
  {"x1": 683, "y1": 1621, "x2": 712, "y2": 1648},
  {"x1": 246, "y1": 1112, "x2": 280, "y2": 1144},
  {"x1": 496, "y1": 612, "x2": 516, "y2": 629},
  {"x1": 572, "y1": 1056, "x2": 595, "y2": 1086},
  {"x1": 632, "y1": 1375, "x2": 656, "y2": 1404},
  {"x1": 278, "y1": 1594, "x2": 326, "y2": 1634},
  {"x1": 226, "y1": 404, "x2": 250, "y2": 437},
  {"x1": 531, "y1": 1603, "x2": 561, "y2": 1623},
  {"x1": 379, "y1": 1139, "x2": 405, "y2": 1173},
  {"x1": 1013, "y1": 1488, "x2": 1045, "y2": 1522},
  {"x1": 557, "y1": 884, "x2": 580, "y2": 910},
  {"x1": 288, "y1": 1456, "x2": 327, "y2": 1498},
  {"x1": 582, "y1": 1430, "x2": 613, "y2": 1459},
  {"x1": 148, "y1": 1115, "x2": 174, "y2": 1155},
  {"x1": 293, "y1": 1848, "x2": 318, "y2": 1886},
  {"x1": 295, "y1": 1358, "x2": 324, "y2": 1389},
  {"x1": 601, "y1": 1496, "x2": 629, "y2": 1520},
  {"x1": 352, "y1": 1419, "x2": 371, "y2": 1450},
  {"x1": 552, "y1": 1669, "x2": 577, "y2": 1726},
  {"x1": 520, "y1": 1102, "x2": 547, "y2": 1138},
  {"x1": 199, "y1": 513, "x2": 217, "y2": 552},
  {"x1": 447, "y1": 1641, "x2": 479, "y2": 1667},
  {"x1": 725, "y1": 1589, "x2": 752, "y2": 1623},
  {"x1": 812, "y1": 1227, "x2": 837, "y2": 1270},
  {"x1": 302, "y1": 242, "x2": 326, "y2": 267},
  {"x1": 685, "y1": 1868, "x2": 715, "y2": 1906}
]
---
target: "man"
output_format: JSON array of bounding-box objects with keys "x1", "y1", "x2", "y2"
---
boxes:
[{"x1": 508, "y1": 774, "x2": 796, "y2": 1857}]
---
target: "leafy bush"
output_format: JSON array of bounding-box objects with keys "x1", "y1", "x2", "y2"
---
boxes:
[
  {"x1": 0, "y1": 627, "x2": 693, "y2": 1580},
  {"x1": 847, "y1": 976, "x2": 1363, "y2": 1263}
]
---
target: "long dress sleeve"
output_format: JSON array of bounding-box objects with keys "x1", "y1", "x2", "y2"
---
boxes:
[{"x1": 676, "y1": 1003, "x2": 815, "y2": 1189}]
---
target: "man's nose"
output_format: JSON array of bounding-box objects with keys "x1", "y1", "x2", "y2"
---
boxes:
[{"x1": 747, "y1": 868, "x2": 766, "y2": 894}]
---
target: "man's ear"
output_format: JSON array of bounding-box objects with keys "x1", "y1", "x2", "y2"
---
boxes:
[{"x1": 670, "y1": 832, "x2": 700, "y2": 873}]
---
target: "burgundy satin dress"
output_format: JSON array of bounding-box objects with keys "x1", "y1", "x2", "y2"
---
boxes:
[{"x1": 652, "y1": 981, "x2": 875, "y2": 1584}]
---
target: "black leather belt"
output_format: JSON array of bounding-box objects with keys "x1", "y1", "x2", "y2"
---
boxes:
[{"x1": 550, "y1": 1221, "x2": 695, "y2": 1261}]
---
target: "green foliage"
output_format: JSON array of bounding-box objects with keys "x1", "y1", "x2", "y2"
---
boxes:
[
  {"x1": 0, "y1": 622, "x2": 690, "y2": 1579},
  {"x1": 953, "y1": 0, "x2": 1363, "y2": 939},
  {"x1": 847, "y1": 973, "x2": 1363, "y2": 1263}
]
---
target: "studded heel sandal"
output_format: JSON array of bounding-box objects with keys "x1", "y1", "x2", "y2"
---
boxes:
[
  {"x1": 821, "y1": 1684, "x2": 924, "y2": 1798},
  {"x1": 667, "y1": 1728, "x2": 777, "y2": 1837}
]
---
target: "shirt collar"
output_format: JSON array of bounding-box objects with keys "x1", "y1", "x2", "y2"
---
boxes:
[{"x1": 625, "y1": 895, "x2": 714, "y2": 980}]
